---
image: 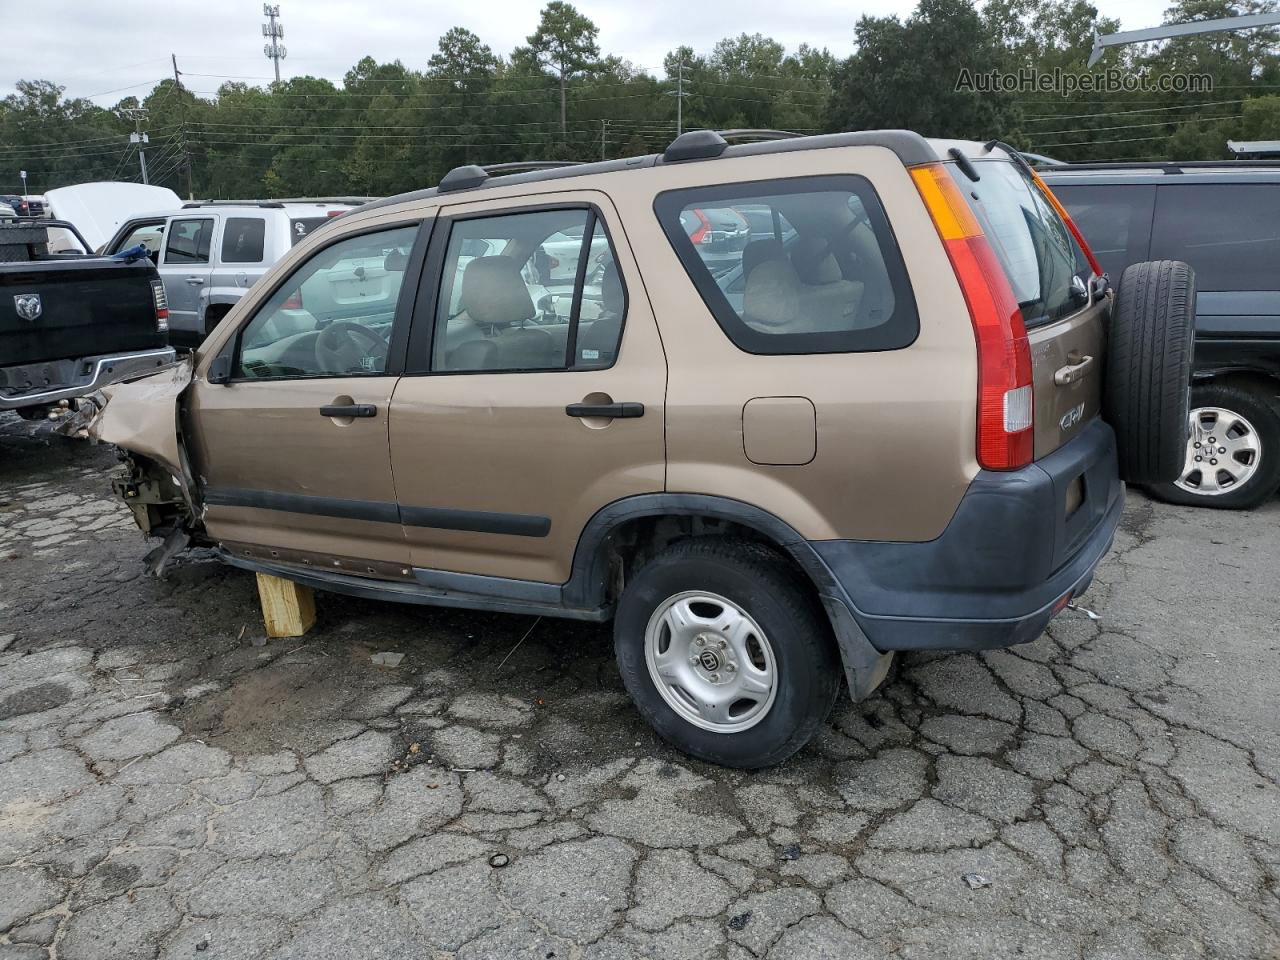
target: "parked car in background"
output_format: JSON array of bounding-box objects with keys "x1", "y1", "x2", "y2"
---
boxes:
[
  {"x1": 1, "y1": 219, "x2": 174, "y2": 420},
  {"x1": 104, "y1": 199, "x2": 370, "y2": 344},
  {"x1": 1043, "y1": 162, "x2": 1280, "y2": 508},
  {"x1": 22, "y1": 196, "x2": 46, "y2": 217},
  {"x1": 1, "y1": 195, "x2": 31, "y2": 217},
  {"x1": 92, "y1": 132, "x2": 1193, "y2": 768}
]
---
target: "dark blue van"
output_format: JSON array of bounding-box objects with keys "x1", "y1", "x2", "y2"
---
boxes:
[{"x1": 1043, "y1": 163, "x2": 1280, "y2": 509}]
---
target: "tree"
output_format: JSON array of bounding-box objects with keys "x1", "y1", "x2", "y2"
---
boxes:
[
  {"x1": 827, "y1": 0, "x2": 1020, "y2": 139},
  {"x1": 520, "y1": 2, "x2": 600, "y2": 140}
]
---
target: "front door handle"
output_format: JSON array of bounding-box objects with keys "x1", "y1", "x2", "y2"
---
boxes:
[
  {"x1": 319, "y1": 403, "x2": 377, "y2": 418},
  {"x1": 185, "y1": 276, "x2": 205, "y2": 285},
  {"x1": 1054, "y1": 354, "x2": 1095, "y2": 386},
  {"x1": 565, "y1": 401, "x2": 644, "y2": 419}
]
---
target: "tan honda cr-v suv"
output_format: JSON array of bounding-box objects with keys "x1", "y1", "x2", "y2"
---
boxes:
[{"x1": 95, "y1": 130, "x2": 1194, "y2": 768}]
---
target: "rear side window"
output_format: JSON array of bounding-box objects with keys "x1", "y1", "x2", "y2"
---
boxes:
[
  {"x1": 429, "y1": 207, "x2": 624, "y2": 373},
  {"x1": 1049, "y1": 183, "x2": 1155, "y2": 281},
  {"x1": 221, "y1": 217, "x2": 266, "y2": 263},
  {"x1": 291, "y1": 217, "x2": 329, "y2": 245},
  {"x1": 164, "y1": 218, "x2": 214, "y2": 264},
  {"x1": 654, "y1": 176, "x2": 917, "y2": 354},
  {"x1": 962, "y1": 161, "x2": 1087, "y2": 327},
  {"x1": 1151, "y1": 184, "x2": 1280, "y2": 291}
]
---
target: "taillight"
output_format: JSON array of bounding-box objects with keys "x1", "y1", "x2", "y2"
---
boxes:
[
  {"x1": 282, "y1": 289, "x2": 304, "y2": 309},
  {"x1": 1030, "y1": 169, "x2": 1103, "y2": 278},
  {"x1": 688, "y1": 208, "x2": 712, "y2": 245},
  {"x1": 150, "y1": 279, "x2": 169, "y2": 332},
  {"x1": 911, "y1": 163, "x2": 1033, "y2": 471}
]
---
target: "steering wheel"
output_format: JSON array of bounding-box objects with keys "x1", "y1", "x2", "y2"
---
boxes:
[{"x1": 314, "y1": 321, "x2": 388, "y2": 374}]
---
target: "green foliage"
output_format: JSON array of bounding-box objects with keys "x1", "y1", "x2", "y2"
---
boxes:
[{"x1": 2, "y1": 0, "x2": 1278, "y2": 197}]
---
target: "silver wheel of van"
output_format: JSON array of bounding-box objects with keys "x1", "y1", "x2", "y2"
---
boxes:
[
  {"x1": 1175, "y1": 406, "x2": 1262, "y2": 496},
  {"x1": 643, "y1": 590, "x2": 778, "y2": 734}
]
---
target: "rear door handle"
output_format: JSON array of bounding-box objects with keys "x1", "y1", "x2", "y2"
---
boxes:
[
  {"x1": 319, "y1": 403, "x2": 377, "y2": 418},
  {"x1": 565, "y1": 402, "x2": 644, "y2": 419},
  {"x1": 1054, "y1": 355, "x2": 1095, "y2": 385},
  {"x1": 185, "y1": 277, "x2": 205, "y2": 285}
]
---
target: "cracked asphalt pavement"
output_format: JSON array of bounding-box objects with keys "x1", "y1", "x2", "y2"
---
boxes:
[{"x1": 2, "y1": 414, "x2": 1278, "y2": 960}]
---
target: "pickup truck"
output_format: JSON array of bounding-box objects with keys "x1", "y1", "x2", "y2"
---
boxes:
[{"x1": 0, "y1": 220, "x2": 176, "y2": 419}]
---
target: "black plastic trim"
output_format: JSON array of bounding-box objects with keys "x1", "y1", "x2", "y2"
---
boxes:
[
  {"x1": 400, "y1": 506, "x2": 551, "y2": 538},
  {"x1": 204, "y1": 486, "x2": 550, "y2": 537},
  {"x1": 204, "y1": 487, "x2": 400, "y2": 524}
]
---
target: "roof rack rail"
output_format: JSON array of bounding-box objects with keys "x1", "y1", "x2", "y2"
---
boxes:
[
  {"x1": 437, "y1": 160, "x2": 585, "y2": 194},
  {"x1": 1048, "y1": 160, "x2": 1280, "y2": 174},
  {"x1": 718, "y1": 129, "x2": 804, "y2": 142},
  {"x1": 663, "y1": 128, "x2": 804, "y2": 163},
  {"x1": 182, "y1": 200, "x2": 286, "y2": 209}
]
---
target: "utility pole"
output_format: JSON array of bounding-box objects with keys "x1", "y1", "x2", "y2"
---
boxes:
[
  {"x1": 126, "y1": 109, "x2": 150, "y2": 184},
  {"x1": 666, "y1": 59, "x2": 686, "y2": 136},
  {"x1": 172, "y1": 54, "x2": 195, "y2": 199},
  {"x1": 600, "y1": 119, "x2": 609, "y2": 161},
  {"x1": 262, "y1": 4, "x2": 287, "y2": 83}
]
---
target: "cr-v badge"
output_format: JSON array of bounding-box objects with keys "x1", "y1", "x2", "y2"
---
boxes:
[{"x1": 1060, "y1": 402, "x2": 1085, "y2": 432}]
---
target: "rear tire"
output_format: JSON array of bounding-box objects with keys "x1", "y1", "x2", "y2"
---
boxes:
[
  {"x1": 1105, "y1": 260, "x2": 1195, "y2": 485},
  {"x1": 1148, "y1": 381, "x2": 1280, "y2": 510},
  {"x1": 614, "y1": 537, "x2": 840, "y2": 769}
]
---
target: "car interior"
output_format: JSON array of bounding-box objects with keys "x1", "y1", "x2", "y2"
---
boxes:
[{"x1": 698, "y1": 190, "x2": 899, "y2": 336}]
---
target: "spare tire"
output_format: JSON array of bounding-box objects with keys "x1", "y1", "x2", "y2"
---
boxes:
[{"x1": 1104, "y1": 260, "x2": 1195, "y2": 485}]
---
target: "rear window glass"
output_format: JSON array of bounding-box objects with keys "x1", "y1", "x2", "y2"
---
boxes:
[
  {"x1": 654, "y1": 176, "x2": 917, "y2": 355},
  {"x1": 962, "y1": 161, "x2": 1088, "y2": 327},
  {"x1": 1049, "y1": 182, "x2": 1155, "y2": 282},
  {"x1": 1150, "y1": 184, "x2": 1280, "y2": 291},
  {"x1": 290, "y1": 217, "x2": 329, "y2": 246},
  {"x1": 221, "y1": 217, "x2": 266, "y2": 263}
]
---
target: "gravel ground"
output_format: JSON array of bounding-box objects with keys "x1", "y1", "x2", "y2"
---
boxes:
[{"x1": 1, "y1": 414, "x2": 1278, "y2": 960}]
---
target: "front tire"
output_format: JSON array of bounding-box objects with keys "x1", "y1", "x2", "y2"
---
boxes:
[
  {"x1": 1149, "y1": 381, "x2": 1280, "y2": 509},
  {"x1": 614, "y1": 538, "x2": 840, "y2": 769}
]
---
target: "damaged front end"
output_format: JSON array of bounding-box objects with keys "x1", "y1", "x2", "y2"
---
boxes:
[{"x1": 88, "y1": 355, "x2": 209, "y2": 574}]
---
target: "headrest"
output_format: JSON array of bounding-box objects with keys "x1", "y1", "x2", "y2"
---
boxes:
[
  {"x1": 383, "y1": 248, "x2": 408, "y2": 272},
  {"x1": 601, "y1": 260, "x2": 624, "y2": 315},
  {"x1": 790, "y1": 234, "x2": 843, "y2": 285},
  {"x1": 742, "y1": 258, "x2": 800, "y2": 329},
  {"x1": 457, "y1": 256, "x2": 535, "y2": 328},
  {"x1": 741, "y1": 238, "x2": 785, "y2": 280}
]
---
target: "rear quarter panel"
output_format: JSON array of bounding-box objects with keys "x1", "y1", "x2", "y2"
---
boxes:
[{"x1": 609, "y1": 147, "x2": 980, "y2": 542}]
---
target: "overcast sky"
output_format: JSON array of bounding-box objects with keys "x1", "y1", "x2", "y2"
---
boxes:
[{"x1": 6, "y1": 0, "x2": 1173, "y2": 105}]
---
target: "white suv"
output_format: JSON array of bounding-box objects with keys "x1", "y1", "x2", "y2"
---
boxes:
[{"x1": 104, "y1": 199, "x2": 373, "y2": 343}]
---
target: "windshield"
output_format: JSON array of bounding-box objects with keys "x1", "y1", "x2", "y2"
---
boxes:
[{"x1": 960, "y1": 160, "x2": 1087, "y2": 328}]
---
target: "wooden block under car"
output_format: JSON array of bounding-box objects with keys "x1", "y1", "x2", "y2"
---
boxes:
[{"x1": 255, "y1": 572, "x2": 316, "y2": 638}]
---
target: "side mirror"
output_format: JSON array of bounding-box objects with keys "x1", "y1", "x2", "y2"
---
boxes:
[{"x1": 207, "y1": 353, "x2": 232, "y2": 385}]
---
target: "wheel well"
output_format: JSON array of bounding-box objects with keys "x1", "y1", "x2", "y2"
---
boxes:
[
  {"x1": 203, "y1": 303, "x2": 233, "y2": 334},
  {"x1": 596, "y1": 514, "x2": 814, "y2": 605},
  {"x1": 1196, "y1": 370, "x2": 1280, "y2": 402}
]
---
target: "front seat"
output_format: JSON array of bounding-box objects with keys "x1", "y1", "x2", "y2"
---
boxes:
[
  {"x1": 451, "y1": 256, "x2": 557, "y2": 369},
  {"x1": 575, "y1": 261, "x2": 625, "y2": 366}
]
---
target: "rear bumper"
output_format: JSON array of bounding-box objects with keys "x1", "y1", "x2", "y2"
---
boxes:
[
  {"x1": 0, "y1": 347, "x2": 177, "y2": 411},
  {"x1": 813, "y1": 419, "x2": 1124, "y2": 651}
]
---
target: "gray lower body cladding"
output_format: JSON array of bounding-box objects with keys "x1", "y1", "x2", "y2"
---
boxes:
[{"x1": 814, "y1": 419, "x2": 1123, "y2": 651}]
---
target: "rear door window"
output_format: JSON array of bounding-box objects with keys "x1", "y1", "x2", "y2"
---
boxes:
[
  {"x1": 1049, "y1": 182, "x2": 1155, "y2": 281},
  {"x1": 654, "y1": 176, "x2": 917, "y2": 354},
  {"x1": 1150, "y1": 184, "x2": 1280, "y2": 291},
  {"x1": 290, "y1": 217, "x2": 329, "y2": 246},
  {"x1": 221, "y1": 217, "x2": 266, "y2": 263},
  {"x1": 961, "y1": 161, "x2": 1087, "y2": 328},
  {"x1": 164, "y1": 217, "x2": 214, "y2": 264}
]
